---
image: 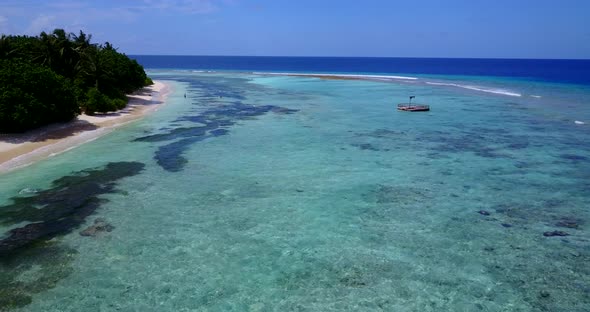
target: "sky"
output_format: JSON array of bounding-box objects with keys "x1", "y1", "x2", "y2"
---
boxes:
[{"x1": 1, "y1": 0, "x2": 589, "y2": 59}]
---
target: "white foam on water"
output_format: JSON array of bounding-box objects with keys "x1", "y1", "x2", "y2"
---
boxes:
[
  {"x1": 530, "y1": 95, "x2": 542, "y2": 98},
  {"x1": 575, "y1": 120, "x2": 585, "y2": 125},
  {"x1": 18, "y1": 188, "x2": 40, "y2": 195},
  {"x1": 425, "y1": 81, "x2": 522, "y2": 97},
  {"x1": 253, "y1": 72, "x2": 419, "y2": 80}
]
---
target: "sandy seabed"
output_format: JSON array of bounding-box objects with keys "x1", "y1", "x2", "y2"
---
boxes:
[{"x1": 0, "y1": 81, "x2": 171, "y2": 174}]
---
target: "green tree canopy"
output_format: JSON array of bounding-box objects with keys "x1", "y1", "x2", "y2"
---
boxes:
[
  {"x1": 0, "y1": 29, "x2": 152, "y2": 132},
  {"x1": 0, "y1": 59, "x2": 79, "y2": 132}
]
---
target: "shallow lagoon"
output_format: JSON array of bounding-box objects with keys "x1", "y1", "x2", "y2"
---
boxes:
[{"x1": 1, "y1": 72, "x2": 589, "y2": 311}]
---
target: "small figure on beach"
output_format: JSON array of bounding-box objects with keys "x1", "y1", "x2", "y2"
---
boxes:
[{"x1": 184, "y1": 93, "x2": 186, "y2": 98}]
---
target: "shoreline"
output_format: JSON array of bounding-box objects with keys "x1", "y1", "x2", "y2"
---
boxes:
[{"x1": 0, "y1": 81, "x2": 172, "y2": 174}]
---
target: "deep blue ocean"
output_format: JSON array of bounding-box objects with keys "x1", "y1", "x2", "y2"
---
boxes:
[{"x1": 131, "y1": 55, "x2": 590, "y2": 86}]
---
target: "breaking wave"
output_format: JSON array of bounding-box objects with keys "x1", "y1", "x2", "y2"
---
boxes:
[
  {"x1": 253, "y1": 72, "x2": 419, "y2": 80},
  {"x1": 425, "y1": 82, "x2": 522, "y2": 97}
]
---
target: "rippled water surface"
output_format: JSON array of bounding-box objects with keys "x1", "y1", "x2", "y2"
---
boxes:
[{"x1": 1, "y1": 71, "x2": 589, "y2": 311}]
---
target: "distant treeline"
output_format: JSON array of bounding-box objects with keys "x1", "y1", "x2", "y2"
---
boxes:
[{"x1": 0, "y1": 29, "x2": 152, "y2": 132}]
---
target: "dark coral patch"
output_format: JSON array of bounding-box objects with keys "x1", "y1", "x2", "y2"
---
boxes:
[
  {"x1": 270, "y1": 106, "x2": 299, "y2": 115},
  {"x1": 555, "y1": 217, "x2": 581, "y2": 229},
  {"x1": 79, "y1": 218, "x2": 115, "y2": 237},
  {"x1": 353, "y1": 143, "x2": 380, "y2": 151},
  {"x1": 559, "y1": 154, "x2": 588, "y2": 161},
  {"x1": 139, "y1": 101, "x2": 298, "y2": 172},
  {"x1": 417, "y1": 127, "x2": 531, "y2": 159},
  {"x1": 0, "y1": 162, "x2": 144, "y2": 257},
  {"x1": 133, "y1": 74, "x2": 300, "y2": 172},
  {"x1": 543, "y1": 230, "x2": 569, "y2": 237},
  {"x1": 134, "y1": 126, "x2": 208, "y2": 142},
  {"x1": 210, "y1": 129, "x2": 230, "y2": 137},
  {"x1": 0, "y1": 243, "x2": 77, "y2": 310},
  {"x1": 155, "y1": 137, "x2": 203, "y2": 172}
]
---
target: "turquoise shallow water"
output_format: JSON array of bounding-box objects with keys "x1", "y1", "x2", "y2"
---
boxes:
[{"x1": 1, "y1": 72, "x2": 589, "y2": 311}]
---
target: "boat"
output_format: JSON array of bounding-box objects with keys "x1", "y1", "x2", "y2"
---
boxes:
[
  {"x1": 397, "y1": 104, "x2": 430, "y2": 112},
  {"x1": 397, "y1": 96, "x2": 430, "y2": 112}
]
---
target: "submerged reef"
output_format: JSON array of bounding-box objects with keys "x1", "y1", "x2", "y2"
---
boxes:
[
  {"x1": 0, "y1": 161, "x2": 144, "y2": 257},
  {"x1": 135, "y1": 98, "x2": 297, "y2": 172},
  {"x1": 79, "y1": 217, "x2": 115, "y2": 237},
  {"x1": 0, "y1": 242, "x2": 77, "y2": 310},
  {"x1": 0, "y1": 161, "x2": 144, "y2": 310},
  {"x1": 364, "y1": 184, "x2": 431, "y2": 205},
  {"x1": 543, "y1": 230, "x2": 570, "y2": 237}
]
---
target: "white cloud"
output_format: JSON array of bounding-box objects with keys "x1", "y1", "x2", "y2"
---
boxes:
[
  {"x1": 26, "y1": 15, "x2": 57, "y2": 35},
  {"x1": 21, "y1": 4, "x2": 140, "y2": 36},
  {"x1": 0, "y1": 0, "x2": 236, "y2": 36},
  {"x1": 0, "y1": 16, "x2": 8, "y2": 35}
]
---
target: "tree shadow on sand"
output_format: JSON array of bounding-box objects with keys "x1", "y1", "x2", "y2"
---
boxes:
[
  {"x1": 0, "y1": 120, "x2": 99, "y2": 143},
  {"x1": 0, "y1": 96, "x2": 163, "y2": 144}
]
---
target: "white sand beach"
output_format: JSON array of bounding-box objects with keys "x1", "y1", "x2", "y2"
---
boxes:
[{"x1": 0, "y1": 81, "x2": 171, "y2": 174}]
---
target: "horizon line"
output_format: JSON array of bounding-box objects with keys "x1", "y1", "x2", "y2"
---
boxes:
[{"x1": 127, "y1": 54, "x2": 590, "y2": 61}]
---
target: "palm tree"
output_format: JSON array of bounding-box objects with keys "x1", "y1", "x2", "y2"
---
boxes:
[
  {"x1": 52, "y1": 29, "x2": 78, "y2": 77},
  {"x1": 77, "y1": 44, "x2": 112, "y2": 90},
  {"x1": 31, "y1": 29, "x2": 78, "y2": 78},
  {"x1": 71, "y1": 30, "x2": 93, "y2": 53},
  {"x1": 0, "y1": 35, "x2": 15, "y2": 58},
  {"x1": 34, "y1": 31, "x2": 57, "y2": 68}
]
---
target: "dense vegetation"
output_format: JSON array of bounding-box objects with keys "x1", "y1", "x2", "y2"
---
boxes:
[{"x1": 0, "y1": 29, "x2": 152, "y2": 132}]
